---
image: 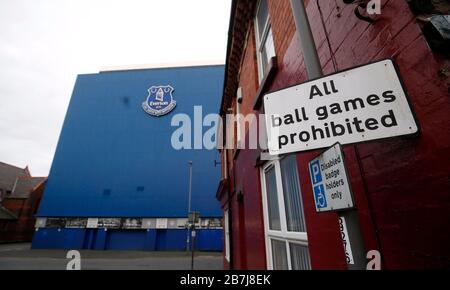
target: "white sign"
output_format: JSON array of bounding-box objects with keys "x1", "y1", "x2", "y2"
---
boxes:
[
  {"x1": 86, "y1": 218, "x2": 99, "y2": 229},
  {"x1": 141, "y1": 218, "x2": 154, "y2": 229},
  {"x1": 35, "y1": 217, "x2": 47, "y2": 228},
  {"x1": 309, "y1": 143, "x2": 353, "y2": 212},
  {"x1": 339, "y1": 216, "x2": 354, "y2": 265},
  {"x1": 156, "y1": 218, "x2": 168, "y2": 229},
  {"x1": 264, "y1": 59, "x2": 418, "y2": 155}
]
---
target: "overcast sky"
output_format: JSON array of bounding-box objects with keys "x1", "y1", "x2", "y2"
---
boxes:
[{"x1": 0, "y1": 0, "x2": 232, "y2": 176}]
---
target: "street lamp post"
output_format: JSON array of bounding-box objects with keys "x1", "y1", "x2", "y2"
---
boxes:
[
  {"x1": 186, "y1": 161, "x2": 193, "y2": 252},
  {"x1": 188, "y1": 161, "x2": 193, "y2": 214}
]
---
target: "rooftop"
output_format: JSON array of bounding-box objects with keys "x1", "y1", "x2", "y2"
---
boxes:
[
  {"x1": 99, "y1": 60, "x2": 225, "y2": 73},
  {"x1": 0, "y1": 162, "x2": 30, "y2": 191},
  {"x1": 7, "y1": 177, "x2": 46, "y2": 199}
]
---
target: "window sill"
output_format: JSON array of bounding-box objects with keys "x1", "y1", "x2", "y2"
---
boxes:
[{"x1": 252, "y1": 56, "x2": 278, "y2": 110}]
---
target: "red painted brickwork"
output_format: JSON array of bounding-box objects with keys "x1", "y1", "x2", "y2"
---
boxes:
[
  {"x1": 220, "y1": 0, "x2": 450, "y2": 269},
  {"x1": 268, "y1": 0, "x2": 297, "y2": 62},
  {"x1": 239, "y1": 22, "x2": 259, "y2": 118},
  {"x1": 304, "y1": 0, "x2": 450, "y2": 269}
]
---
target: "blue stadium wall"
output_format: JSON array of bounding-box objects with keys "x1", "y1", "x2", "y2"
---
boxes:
[{"x1": 32, "y1": 65, "x2": 225, "y2": 251}]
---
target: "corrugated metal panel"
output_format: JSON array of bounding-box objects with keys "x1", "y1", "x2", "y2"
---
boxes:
[
  {"x1": 38, "y1": 66, "x2": 224, "y2": 218},
  {"x1": 32, "y1": 228, "x2": 223, "y2": 251}
]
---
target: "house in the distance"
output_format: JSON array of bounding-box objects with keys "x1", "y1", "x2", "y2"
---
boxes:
[{"x1": 0, "y1": 162, "x2": 46, "y2": 242}]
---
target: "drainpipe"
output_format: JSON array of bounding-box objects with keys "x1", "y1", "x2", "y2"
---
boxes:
[{"x1": 289, "y1": 0, "x2": 367, "y2": 270}]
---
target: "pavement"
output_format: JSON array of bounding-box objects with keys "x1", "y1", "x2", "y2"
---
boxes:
[{"x1": 0, "y1": 243, "x2": 223, "y2": 270}]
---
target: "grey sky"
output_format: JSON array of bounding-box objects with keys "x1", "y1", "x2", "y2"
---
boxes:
[{"x1": 0, "y1": 0, "x2": 232, "y2": 176}]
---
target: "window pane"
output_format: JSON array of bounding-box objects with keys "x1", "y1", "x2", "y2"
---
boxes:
[
  {"x1": 261, "y1": 48, "x2": 268, "y2": 75},
  {"x1": 260, "y1": 28, "x2": 275, "y2": 76},
  {"x1": 264, "y1": 166, "x2": 281, "y2": 231},
  {"x1": 290, "y1": 243, "x2": 311, "y2": 270},
  {"x1": 280, "y1": 155, "x2": 307, "y2": 232},
  {"x1": 271, "y1": 239, "x2": 288, "y2": 270},
  {"x1": 264, "y1": 29, "x2": 275, "y2": 60},
  {"x1": 256, "y1": 0, "x2": 269, "y2": 41}
]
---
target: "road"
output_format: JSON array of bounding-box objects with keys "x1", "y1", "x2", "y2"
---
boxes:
[{"x1": 0, "y1": 243, "x2": 223, "y2": 270}]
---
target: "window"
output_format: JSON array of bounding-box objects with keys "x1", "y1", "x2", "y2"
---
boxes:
[
  {"x1": 255, "y1": 0, "x2": 276, "y2": 82},
  {"x1": 260, "y1": 155, "x2": 311, "y2": 270},
  {"x1": 224, "y1": 209, "x2": 231, "y2": 262},
  {"x1": 281, "y1": 156, "x2": 307, "y2": 232},
  {"x1": 264, "y1": 165, "x2": 281, "y2": 231}
]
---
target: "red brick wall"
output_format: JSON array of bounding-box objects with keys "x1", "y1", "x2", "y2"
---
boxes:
[
  {"x1": 238, "y1": 22, "x2": 259, "y2": 118},
  {"x1": 300, "y1": 0, "x2": 450, "y2": 269},
  {"x1": 222, "y1": 16, "x2": 269, "y2": 270},
  {"x1": 268, "y1": 0, "x2": 296, "y2": 62},
  {"x1": 221, "y1": 0, "x2": 450, "y2": 269}
]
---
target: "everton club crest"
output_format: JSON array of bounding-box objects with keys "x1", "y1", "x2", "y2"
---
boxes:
[{"x1": 142, "y1": 85, "x2": 177, "y2": 117}]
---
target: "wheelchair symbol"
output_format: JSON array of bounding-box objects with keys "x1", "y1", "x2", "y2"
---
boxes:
[{"x1": 314, "y1": 184, "x2": 327, "y2": 209}]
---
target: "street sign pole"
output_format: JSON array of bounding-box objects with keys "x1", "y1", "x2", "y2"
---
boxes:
[
  {"x1": 289, "y1": 0, "x2": 322, "y2": 79},
  {"x1": 188, "y1": 211, "x2": 199, "y2": 270},
  {"x1": 191, "y1": 223, "x2": 196, "y2": 270},
  {"x1": 308, "y1": 143, "x2": 367, "y2": 269},
  {"x1": 339, "y1": 210, "x2": 367, "y2": 270},
  {"x1": 290, "y1": 0, "x2": 368, "y2": 270}
]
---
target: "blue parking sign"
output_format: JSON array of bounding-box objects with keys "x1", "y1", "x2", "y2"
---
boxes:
[
  {"x1": 309, "y1": 157, "x2": 328, "y2": 211},
  {"x1": 308, "y1": 143, "x2": 354, "y2": 212},
  {"x1": 310, "y1": 159, "x2": 322, "y2": 185}
]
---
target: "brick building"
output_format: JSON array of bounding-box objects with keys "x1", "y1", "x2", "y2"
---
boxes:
[
  {"x1": 216, "y1": 0, "x2": 450, "y2": 269},
  {"x1": 0, "y1": 162, "x2": 46, "y2": 242}
]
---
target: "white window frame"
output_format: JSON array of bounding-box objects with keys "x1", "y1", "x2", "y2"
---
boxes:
[
  {"x1": 260, "y1": 157, "x2": 310, "y2": 270},
  {"x1": 254, "y1": 0, "x2": 276, "y2": 83},
  {"x1": 224, "y1": 209, "x2": 230, "y2": 262}
]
